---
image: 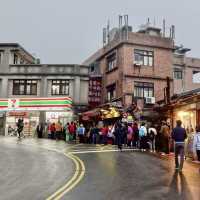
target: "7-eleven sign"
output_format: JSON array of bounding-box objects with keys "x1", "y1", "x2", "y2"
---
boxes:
[{"x1": 8, "y1": 99, "x2": 19, "y2": 109}]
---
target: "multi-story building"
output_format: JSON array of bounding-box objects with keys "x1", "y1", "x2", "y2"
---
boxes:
[
  {"x1": 173, "y1": 46, "x2": 200, "y2": 94},
  {"x1": 83, "y1": 24, "x2": 174, "y2": 115},
  {"x1": 0, "y1": 43, "x2": 89, "y2": 135}
]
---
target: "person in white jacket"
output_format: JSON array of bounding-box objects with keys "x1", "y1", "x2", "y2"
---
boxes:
[{"x1": 193, "y1": 126, "x2": 200, "y2": 162}]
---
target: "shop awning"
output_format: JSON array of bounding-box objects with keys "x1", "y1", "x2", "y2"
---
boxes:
[{"x1": 0, "y1": 97, "x2": 72, "y2": 111}]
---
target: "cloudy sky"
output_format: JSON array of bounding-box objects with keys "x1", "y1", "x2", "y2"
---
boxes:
[{"x1": 0, "y1": 0, "x2": 199, "y2": 64}]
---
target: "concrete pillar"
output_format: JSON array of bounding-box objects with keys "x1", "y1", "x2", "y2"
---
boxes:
[
  {"x1": 1, "y1": 77, "x2": 8, "y2": 98},
  {"x1": 39, "y1": 111, "x2": 47, "y2": 138},
  {"x1": 39, "y1": 111, "x2": 46, "y2": 123},
  {"x1": 73, "y1": 76, "x2": 80, "y2": 105},
  {"x1": 40, "y1": 77, "x2": 47, "y2": 97},
  {"x1": 0, "y1": 113, "x2": 6, "y2": 136}
]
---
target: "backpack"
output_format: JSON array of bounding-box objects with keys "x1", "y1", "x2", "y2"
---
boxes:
[{"x1": 139, "y1": 127, "x2": 145, "y2": 137}]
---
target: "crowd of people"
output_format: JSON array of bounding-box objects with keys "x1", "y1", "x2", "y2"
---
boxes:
[
  {"x1": 10, "y1": 117, "x2": 200, "y2": 171},
  {"x1": 36, "y1": 120, "x2": 200, "y2": 163}
]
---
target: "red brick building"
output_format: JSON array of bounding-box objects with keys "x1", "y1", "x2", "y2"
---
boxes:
[
  {"x1": 173, "y1": 46, "x2": 200, "y2": 95},
  {"x1": 84, "y1": 24, "x2": 174, "y2": 110}
]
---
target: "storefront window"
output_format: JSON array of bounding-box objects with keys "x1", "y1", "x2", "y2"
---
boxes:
[{"x1": 175, "y1": 110, "x2": 196, "y2": 131}]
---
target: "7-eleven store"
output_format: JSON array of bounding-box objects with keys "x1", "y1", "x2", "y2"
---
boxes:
[{"x1": 0, "y1": 97, "x2": 73, "y2": 136}]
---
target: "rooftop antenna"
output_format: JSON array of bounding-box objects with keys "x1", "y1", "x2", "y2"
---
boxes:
[
  {"x1": 119, "y1": 15, "x2": 123, "y2": 41},
  {"x1": 169, "y1": 27, "x2": 172, "y2": 38},
  {"x1": 103, "y1": 27, "x2": 107, "y2": 47},
  {"x1": 171, "y1": 25, "x2": 175, "y2": 39},
  {"x1": 162, "y1": 19, "x2": 166, "y2": 37},
  {"x1": 124, "y1": 15, "x2": 129, "y2": 40},
  {"x1": 153, "y1": 17, "x2": 156, "y2": 26},
  {"x1": 107, "y1": 19, "x2": 110, "y2": 43},
  {"x1": 147, "y1": 17, "x2": 150, "y2": 24}
]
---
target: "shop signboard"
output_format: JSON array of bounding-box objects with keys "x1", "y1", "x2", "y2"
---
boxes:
[
  {"x1": 0, "y1": 97, "x2": 72, "y2": 111},
  {"x1": 88, "y1": 77, "x2": 102, "y2": 108}
]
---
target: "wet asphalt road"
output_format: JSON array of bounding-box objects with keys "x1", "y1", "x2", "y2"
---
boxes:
[
  {"x1": 64, "y1": 150, "x2": 200, "y2": 200},
  {"x1": 0, "y1": 139, "x2": 73, "y2": 200},
  {"x1": 1, "y1": 138, "x2": 200, "y2": 200}
]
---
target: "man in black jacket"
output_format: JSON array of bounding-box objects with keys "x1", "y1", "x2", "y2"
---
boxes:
[{"x1": 172, "y1": 120, "x2": 187, "y2": 172}]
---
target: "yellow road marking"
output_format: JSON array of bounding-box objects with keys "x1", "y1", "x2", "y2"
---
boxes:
[
  {"x1": 52, "y1": 154, "x2": 85, "y2": 200},
  {"x1": 46, "y1": 153, "x2": 85, "y2": 200}
]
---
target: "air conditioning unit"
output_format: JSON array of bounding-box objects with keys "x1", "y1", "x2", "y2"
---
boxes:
[
  {"x1": 133, "y1": 62, "x2": 141, "y2": 67},
  {"x1": 145, "y1": 97, "x2": 156, "y2": 104}
]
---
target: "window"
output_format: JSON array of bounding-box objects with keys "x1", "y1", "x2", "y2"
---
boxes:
[
  {"x1": 107, "y1": 84, "x2": 116, "y2": 101},
  {"x1": 90, "y1": 65, "x2": 95, "y2": 73},
  {"x1": 13, "y1": 80, "x2": 37, "y2": 95},
  {"x1": 193, "y1": 71, "x2": 200, "y2": 83},
  {"x1": 134, "y1": 49, "x2": 153, "y2": 66},
  {"x1": 134, "y1": 82, "x2": 154, "y2": 98},
  {"x1": 13, "y1": 54, "x2": 18, "y2": 64},
  {"x1": 51, "y1": 80, "x2": 69, "y2": 95},
  {"x1": 0, "y1": 52, "x2": 3, "y2": 64},
  {"x1": 174, "y1": 69, "x2": 183, "y2": 79},
  {"x1": 107, "y1": 53, "x2": 117, "y2": 71}
]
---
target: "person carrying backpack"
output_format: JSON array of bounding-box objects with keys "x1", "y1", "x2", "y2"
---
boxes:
[
  {"x1": 139, "y1": 122, "x2": 147, "y2": 151},
  {"x1": 193, "y1": 125, "x2": 200, "y2": 162}
]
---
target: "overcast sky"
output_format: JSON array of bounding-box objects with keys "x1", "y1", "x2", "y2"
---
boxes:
[{"x1": 0, "y1": 0, "x2": 199, "y2": 64}]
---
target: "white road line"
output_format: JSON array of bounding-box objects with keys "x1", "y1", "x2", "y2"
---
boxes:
[{"x1": 70, "y1": 149, "x2": 136, "y2": 154}]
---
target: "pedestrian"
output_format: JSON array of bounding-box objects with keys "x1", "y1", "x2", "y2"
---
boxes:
[
  {"x1": 132, "y1": 122, "x2": 139, "y2": 148},
  {"x1": 172, "y1": 120, "x2": 187, "y2": 172},
  {"x1": 193, "y1": 126, "x2": 200, "y2": 162},
  {"x1": 107, "y1": 125, "x2": 114, "y2": 145},
  {"x1": 91, "y1": 124, "x2": 99, "y2": 144},
  {"x1": 160, "y1": 121, "x2": 170, "y2": 154},
  {"x1": 64, "y1": 122, "x2": 70, "y2": 142},
  {"x1": 101, "y1": 125, "x2": 108, "y2": 145},
  {"x1": 127, "y1": 124, "x2": 133, "y2": 148},
  {"x1": 55, "y1": 121, "x2": 62, "y2": 140},
  {"x1": 122, "y1": 122, "x2": 128, "y2": 146},
  {"x1": 68, "y1": 122, "x2": 76, "y2": 141},
  {"x1": 139, "y1": 122, "x2": 147, "y2": 151},
  {"x1": 17, "y1": 118, "x2": 24, "y2": 139},
  {"x1": 50, "y1": 123, "x2": 56, "y2": 139},
  {"x1": 148, "y1": 125, "x2": 157, "y2": 152},
  {"x1": 114, "y1": 121, "x2": 123, "y2": 151},
  {"x1": 36, "y1": 123, "x2": 44, "y2": 138},
  {"x1": 47, "y1": 123, "x2": 52, "y2": 139},
  {"x1": 77, "y1": 124, "x2": 85, "y2": 143}
]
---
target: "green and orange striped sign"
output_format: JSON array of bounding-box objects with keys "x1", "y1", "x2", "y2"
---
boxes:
[{"x1": 0, "y1": 97, "x2": 72, "y2": 111}]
